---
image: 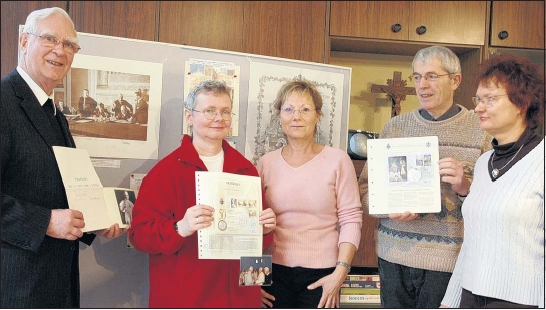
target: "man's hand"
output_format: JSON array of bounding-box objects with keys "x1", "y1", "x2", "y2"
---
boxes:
[
  {"x1": 95, "y1": 223, "x2": 128, "y2": 239},
  {"x1": 438, "y1": 157, "x2": 470, "y2": 196},
  {"x1": 389, "y1": 211, "x2": 418, "y2": 222},
  {"x1": 46, "y1": 209, "x2": 85, "y2": 240}
]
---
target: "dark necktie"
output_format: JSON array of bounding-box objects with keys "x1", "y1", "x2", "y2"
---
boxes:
[
  {"x1": 43, "y1": 99, "x2": 67, "y2": 146},
  {"x1": 43, "y1": 98, "x2": 55, "y2": 117}
]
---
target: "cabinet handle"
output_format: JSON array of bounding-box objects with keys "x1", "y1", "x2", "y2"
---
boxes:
[
  {"x1": 391, "y1": 23, "x2": 402, "y2": 33},
  {"x1": 498, "y1": 31, "x2": 509, "y2": 40},
  {"x1": 416, "y1": 26, "x2": 427, "y2": 35}
]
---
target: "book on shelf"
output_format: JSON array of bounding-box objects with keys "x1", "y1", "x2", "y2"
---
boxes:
[
  {"x1": 340, "y1": 294, "x2": 381, "y2": 304},
  {"x1": 340, "y1": 288, "x2": 380, "y2": 295},
  {"x1": 346, "y1": 275, "x2": 380, "y2": 282},
  {"x1": 341, "y1": 280, "x2": 380, "y2": 288}
]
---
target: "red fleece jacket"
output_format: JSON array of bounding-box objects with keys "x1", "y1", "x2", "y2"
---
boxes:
[{"x1": 129, "y1": 135, "x2": 272, "y2": 308}]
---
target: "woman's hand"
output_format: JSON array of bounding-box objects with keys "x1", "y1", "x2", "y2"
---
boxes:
[
  {"x1": 307, "y1": 268, "x2": 346, "y2": 308},
  {"x1": 261, "y1": 288, "x2": 275, "y2": 308},
  {"x1": 177, "y1": 204, "x2": 215, "y2": 237},
  {"x1": 260, "y1": 208, "x2": 276, "y2": 235}
]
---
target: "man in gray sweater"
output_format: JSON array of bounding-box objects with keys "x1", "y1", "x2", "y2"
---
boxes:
[{"x1": 358, "y1": 45, "x2": 492, "y2": 308}]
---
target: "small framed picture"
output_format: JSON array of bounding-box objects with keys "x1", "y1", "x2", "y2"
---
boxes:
[{"x1": 239, "y1": 255, "x2": 272, "y2": 286}]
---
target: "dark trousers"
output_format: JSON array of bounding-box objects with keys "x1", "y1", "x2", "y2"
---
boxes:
[
  {"x1": 262, "y1": 263, "x2": 335, "y2": 308},
  {"x1": 378, "y1": 257, "x2": 452, "y2": 308},
  {"x1": 460, "y1": 288, "x2": 538, "y2": 308}
]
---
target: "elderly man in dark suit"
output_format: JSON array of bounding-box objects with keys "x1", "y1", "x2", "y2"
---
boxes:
[{"x1": 1, "y1": 7, "x2": 126, "y2": 308}]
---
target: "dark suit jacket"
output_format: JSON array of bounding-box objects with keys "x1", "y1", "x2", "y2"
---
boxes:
[
  {"x1": 1, "y1": 69, "x2": 95, "y2": 308},
  {"x1": 78, "y1": 95, "x2": 97, "y2": 117}
]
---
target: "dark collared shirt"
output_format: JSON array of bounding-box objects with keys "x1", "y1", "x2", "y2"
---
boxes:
[{"x1": 419, "y1": 103, "x2": 461, "y2": 121}]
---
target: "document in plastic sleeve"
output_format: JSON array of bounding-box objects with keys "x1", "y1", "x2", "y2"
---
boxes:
[
  {"x1": 196, "y1": 172, "x2": 263, "y2": 259},
  {"x1": 366, "y1": 136, "x2": 441, "y2": 214}
]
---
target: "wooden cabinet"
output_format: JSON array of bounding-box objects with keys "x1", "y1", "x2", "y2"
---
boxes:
[
  {"x1": 490, "y1": 1, "x2": 545, "y2": 49},
  {"x1": 408, "y1": 2, "x2": 486, "y2": 45},
  {"x1": 330, "y1": 1, "x2": 409, "y2": 41},
  {"x1": 69, "y1": 1, "x2": 158, "y2": 42},
  {"x1": 330, "y1": 1, "x2": 487, "y2": 46},
  {"x1": 242, "y1": 1, "x2": 327, "y2": 63},
  {"x1": 159, "y1": 1, "x2": 244, "y2": 53},
  {"x1": 0, "y1": 1, "x2": 68, "y2": 78}
]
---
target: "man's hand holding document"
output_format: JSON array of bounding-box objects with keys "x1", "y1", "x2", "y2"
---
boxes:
[
  {"x1": 52, "y1": 146, "x2": 135, "y2": 232},
  {"x1": 366, "y1": 136, "x2": 441, "y2": 215}
]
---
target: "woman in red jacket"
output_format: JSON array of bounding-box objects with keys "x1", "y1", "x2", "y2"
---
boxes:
[{"x1": 129, "y1": 80, "x2": 276, "y2": 308}]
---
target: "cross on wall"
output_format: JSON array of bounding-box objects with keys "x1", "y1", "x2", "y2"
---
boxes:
[{"x1": 371, "y1": 71, "x2": 416, "y2": 118}]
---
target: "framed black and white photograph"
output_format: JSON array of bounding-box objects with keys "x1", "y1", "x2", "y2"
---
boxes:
[{"x1": 69, "y1": 54, "x2": 163, "y2": 159}]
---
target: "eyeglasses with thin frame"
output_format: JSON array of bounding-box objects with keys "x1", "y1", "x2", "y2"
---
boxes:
[
  {"x1": 25, "y1": 32, "x2": 81, "y2": 54},
  {"x1": 280, "y1": 106, "x2": 317, "y2": 116},
  {"x1": 191, "y1": 108, "x2": 234, "y2": 120},
  {"x1": 408, "y1": 72, "x2": 454, "y2": 83},
  {"x1": 471, "y1": 94, "x2": 508, "y2": 108}
]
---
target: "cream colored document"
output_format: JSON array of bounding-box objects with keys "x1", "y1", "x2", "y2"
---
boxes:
[
  {"x1": 366, "y1": 136, "x2": 441, "y2": 215},
  {"x1": 196, "y1": 172, "x2": 263, "y2": 259},
  {"x1": 52, "y1": 146, "x2": 135, "y2": 232}
]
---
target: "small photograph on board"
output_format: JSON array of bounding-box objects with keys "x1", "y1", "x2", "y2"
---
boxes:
[
  {"x1": 388, "y1": 156, "x2": 407, "y2": 183},
  {"x1": 114, "y1": 189, "x2": 136, "y2": 226},
  {"x1": 239, "y1": 255, "x2": 272, "y2": 286}
]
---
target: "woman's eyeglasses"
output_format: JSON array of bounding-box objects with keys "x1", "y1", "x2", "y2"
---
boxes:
[
  {"x1": 280, "y1": 106, "x2": 316, "y2": 116},
  {"x1": 471, "y1": 94, "x2": 508, "y2": 108},
  {"x1": 191, "y1": 109, "x2": 234, "y2": 120}
]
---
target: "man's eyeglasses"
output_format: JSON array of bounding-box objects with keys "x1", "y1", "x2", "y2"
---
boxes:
[
  {"x1": 191, "y1": 109, "x2": 234, "y2": 120},
  {"x1": 471, "y1": 94, "x2": 508, "y2": 108},
  {"x1": 280, "y1": 106, "x2": 316, "y2": 116},
  {"x1": 408, "y1": 73, "x2": 454, "y2": 82},
  {"x1": 26, "y1": 32, "x2": 81, "y2": 54}
]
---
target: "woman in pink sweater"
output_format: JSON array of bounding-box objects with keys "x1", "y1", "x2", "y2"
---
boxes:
[{"x1": 258, "y1": 80, "x2": 363, "y2": 308}]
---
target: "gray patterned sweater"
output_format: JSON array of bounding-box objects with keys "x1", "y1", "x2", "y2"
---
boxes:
[{"x1": 359, "y1": 105, "x2": 492, "y2": 272}]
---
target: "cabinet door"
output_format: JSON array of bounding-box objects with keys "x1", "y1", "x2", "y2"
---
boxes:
[
  {"x1": 409, "y1": 1, "x2": 486, "y2": 45},
  {"x1": 159, "y1": 1, "x2": 244, "y2": 53},
  {"x1": 69, "y1": 1, "x2": 157, "y2": 41},
  {"x1": 330, "y1": 1, "x2": 409, "y2": 40},
  {"x1": 243, "y1": 1, "x2": 326, "y2": 63},
  {"x1": 490, "y1": 1, "x2": 545, "y2": 49}
]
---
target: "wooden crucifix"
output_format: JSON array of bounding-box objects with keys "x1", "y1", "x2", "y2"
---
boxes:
[{"x1": 371, "y1": 71, "x2": 416, "y2": 118}]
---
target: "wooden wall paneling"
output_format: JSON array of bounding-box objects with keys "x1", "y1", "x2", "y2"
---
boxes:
[
  {"x1": 352, "y1": 214, "x2": 379, "y2": 267},
  {"x1": 409, "y1": 1, "x2": 487, "y2": 45},
  {"x1": 456, "y1": 48, "x2": 483, "y2": 110},
  {"x1": 1, "y1": 1, "x2": 68, "y2": 77},
  {"x1": 242, "y1": 1, "x2": 326, "y2": 63},
  {"x1": 323, "y1": 1, "x2": 332, "y2": 64},
  {"x1": 330, "y1": 1, "x2": 409, "y2": 41},
  {"x1": 69, "y1": 1, "x2": 158, "y2": 42},
  {"x1": 490, "y1": 1, "x2": 545, "y2": 49},
  {"x1": 158, "y1": 1, "x2": 244, "y2": 53},
  {"x1": 351, "y1": 159, "x2": 379, "y2": 267}
]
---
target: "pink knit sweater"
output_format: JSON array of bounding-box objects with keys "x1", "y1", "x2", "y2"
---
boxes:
[{"x1": 257, "y1": 146, "x2": 363, "y2": 268}]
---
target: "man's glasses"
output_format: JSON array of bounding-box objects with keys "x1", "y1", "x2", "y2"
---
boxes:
[
  {"x1": 280, "y1": 106, "x2": 316, "y2": 116},
  {"x1": 471, "y1": 94, "x2": 508, "y2": 108},
  {"x1": 408, "y1": 73, "x2": 454, "y2": 82},
  {"x1": 191, "y1": 109, "x2": 234, "y2": 120},
  {"x1": 26, "y1": 32, "x2": 81, "y2": 54}
]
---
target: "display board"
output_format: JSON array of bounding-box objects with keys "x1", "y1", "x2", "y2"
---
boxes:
[
  {"x1": 70, "y1": 32, "x2": 351, "y2": 187},
  {"x1": 69, "y1": 32, "x2": 352, "y2": 307}
]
